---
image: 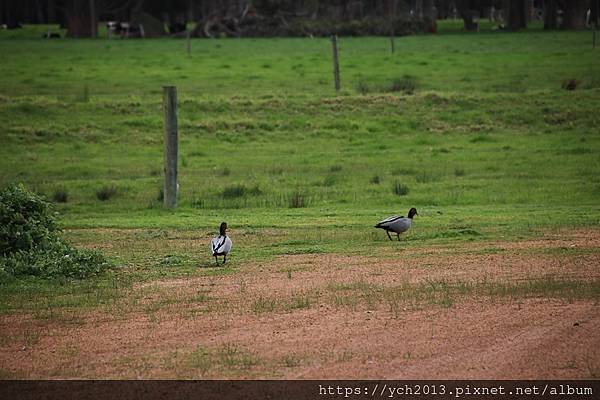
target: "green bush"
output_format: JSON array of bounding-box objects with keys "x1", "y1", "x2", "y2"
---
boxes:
[
  {"x1": 0, "y1": 184, "x2": 57, "y2": 255},
  {"x1": 0, "y1": 184, "x2": 113, "y2": 280}
]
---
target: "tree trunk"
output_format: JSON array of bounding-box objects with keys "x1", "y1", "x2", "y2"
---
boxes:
[
  {"x1": 414, "y1": 0, "x2": 424, "y2": 19},
  {"x1": 543, "y1": 0, "x2": 559, "y2": 29},
  {"x1": 506, "y1": 0, "x2": 527, "y2": 31},
  {"x1": 563, "y1": 0, "x2": 589, "y2": 30},
  {"x1": 592, "y1": 0, "x2": 599, "y2": 28},
  {"x1": 456, "y1": 0, "x2": 478, "y2": 31},
  {"x1": 35, "y1": 0, "x2": 45, "y2": 23},
  {"x1": 423, "y1": 0, "x2": 437, "y2": 32},
  {"x1": 47, "y1": 0, "x2": 56, "y2": 23},
  {"x1": 65, "y1": 1, "x2": 91, "y2": 37},
  {"x1": 525, "y1": 0, "x2": 534, "y2": 22},
  {"x1": 89, "y1": 0, "x2": 97, "y2": 38}
]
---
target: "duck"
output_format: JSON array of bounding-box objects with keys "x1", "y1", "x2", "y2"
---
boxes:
[
  {"x1": 375, "y1": 207, "x2": 418, "y2": 241},
  {"x1": 210, "y1": 222, "x2": 232, "y2": 265}
]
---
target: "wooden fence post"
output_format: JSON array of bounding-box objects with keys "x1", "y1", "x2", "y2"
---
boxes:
[
  {"x1": 331, "y1": 35, "x2": 341, "y2": 92},
  {"x1": 163, "y1": 86, "x2": 178, "y2": 209}
]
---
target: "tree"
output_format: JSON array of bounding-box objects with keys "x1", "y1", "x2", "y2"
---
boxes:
[
  {"x1": 456, "y1": 0, "x2": 480, "y2": 31},
  {"x1": 505, "y1": 0, "x2": 527, "y2": 30},
  {"x1": 563, "y1": 0, "x2": 589, "y2": 30},
  {"x1": 592, "y1": 0, "x2": 600, "y2": 28},
  {"x1": 62, "y1": 0, "x2": 138, "y2": 38},
  {"x1": 542, "y1": 0, "x2": 559, "y2": 29}
]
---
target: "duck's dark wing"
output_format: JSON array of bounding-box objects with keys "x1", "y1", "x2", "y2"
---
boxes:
[
  {"x1": 375, "y1": 215, "x2": 403, "y2": 228},
  {"x1": 211, "y1": 236, "x2": 227, "y2": 254}
]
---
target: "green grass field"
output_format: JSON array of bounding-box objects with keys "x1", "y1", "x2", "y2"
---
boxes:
[{"x1": 0, "y1": 24, "x2": 598, "y2": 288}]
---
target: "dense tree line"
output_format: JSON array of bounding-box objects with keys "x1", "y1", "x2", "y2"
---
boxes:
[{"x1": 1, "y1": 0, "x2": 597, "y2": 37}]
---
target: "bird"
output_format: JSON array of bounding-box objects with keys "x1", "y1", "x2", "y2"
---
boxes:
[
  {"x1": 210, "y1": 222, "x2": 232, "y2": 265},
  {"x1": 375, "y1": 207, "x2": 418, "y2": 241}
]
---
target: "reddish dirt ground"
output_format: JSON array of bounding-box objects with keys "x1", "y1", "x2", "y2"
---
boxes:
[{"x1": 1, "y1": 230, "x2": 599, "y2": 379}]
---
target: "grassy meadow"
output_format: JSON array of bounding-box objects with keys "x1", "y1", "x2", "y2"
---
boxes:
[{"x1": 0, "y1": 24, "x2": 599, "y2": 344}]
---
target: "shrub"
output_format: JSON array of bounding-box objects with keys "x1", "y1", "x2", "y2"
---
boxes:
[
  {"x1": 0, "y1": 184, "x2": 57, "y2": 255},
  {"x1": 0, "y1": 184, "x2": 113, "y2": 280},
  {"x1": 393, "y1": 181, "x2": 410, "y2": 196},
  {"x1": 561, "y1": 79, "x2": 579, "y2": 91},
  {"x1": 454, "y1": 167, "x2": 466, "y2": 177},
  {"x1": 322, "y1": 175, "x2": 337, "y2": 187},
  {"x1": 356, "y1": 81, "x2": 372, "y2": 94},
  {"x1": 96, "y1": 185, "x2": 118, "y2": 201},
  {"x1": 387, "y1": 75, "x2": 417, "y2": 95},
  {"x1": 52, "y1": 188, "x2": 68, "y2": 203}
]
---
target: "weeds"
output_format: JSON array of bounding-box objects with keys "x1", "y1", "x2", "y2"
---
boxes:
[
  {"x1": 328, "y1": 277, "x2": 600, "y2": 313},
  {"x1": 393, "y1": 180, "x2": 410, "y2": 196},
  {"x1": 222, "y1": 184, "x2": 261, "y2": 199},
  {"x1": 252, "y1": 296, "x2": 276, "y2": 314},
  {"x1": 386, "y1": 75, "x2": 417, "y2": 94},
  {"x1": 288, "y1": 191, "x2": 307, "y2": 208},
  {"x1": 96, "y1": 185, "x2": 118, "y2": 201},
  {"x1": 355, "y1": 75, "x2": 416, "y2": 95},
  {"x1": 52, "y1": 188, "x2": 68, "y2": 203},
  {"x1": 561, "y1": 78, "x2": 579, "y2": 91}
]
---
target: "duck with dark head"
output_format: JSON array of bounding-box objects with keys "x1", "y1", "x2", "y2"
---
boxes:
[
  {"x1": 210, "y1": 222, "x2": 233, "y2": 265},
  {"x1": 375, "y1": 207, "x2": 418, "y2": 241}
]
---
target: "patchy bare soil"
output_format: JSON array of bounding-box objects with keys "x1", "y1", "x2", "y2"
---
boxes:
[{"x1": 1, "y1": 230, "x2": 599, "y2": 379}]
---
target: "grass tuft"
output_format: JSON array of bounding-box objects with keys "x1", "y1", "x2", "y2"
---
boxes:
[
  {"x1": 222, "y1": 184, "x2": 261, "y2": 199},
  {"x1": 392, "y1": 180, "x2": 410, "y2": 196},
  {"x1": 561, "y1": 78, "x2": 579, "y2": 91},
  {"x1": 288, "y1": 191, "x2": 307, "y2": 208},
  {"x1": 386, "y1": 75, "x2": 417, "y2": 94},
  {"x1": 52, "y1": 188, "x2": 68, "y2": 203},
  {"x1": 96, "y1": 185, "x2": 118, "y2": 201}
]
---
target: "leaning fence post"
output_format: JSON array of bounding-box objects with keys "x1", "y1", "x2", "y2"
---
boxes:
[
  {"x1": 331, "y1": 35, "x2": 341, "y2": 92},
  {"x1": 163, "y1": 86, "x2": 178, "y2": 209}
]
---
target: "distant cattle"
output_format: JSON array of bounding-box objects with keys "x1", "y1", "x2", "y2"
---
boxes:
[
  {"x1": 2, "y1": 21, "x2": 23, "y2": 29},
  {"x1": 107, "y1": 21, "x2": 144, "y2": 38}
]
